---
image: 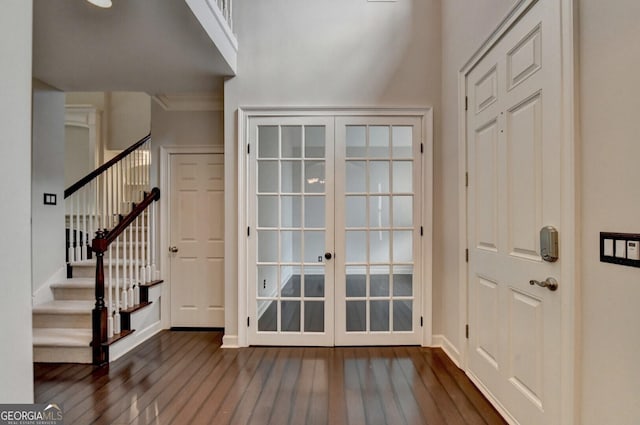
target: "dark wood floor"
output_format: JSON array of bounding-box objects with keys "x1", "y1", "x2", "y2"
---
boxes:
[{"x1": 34, "y1": 330, "x2": 506, "y2": 425}]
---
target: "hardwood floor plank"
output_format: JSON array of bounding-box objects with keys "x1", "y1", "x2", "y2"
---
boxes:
[
  {"x1": 343, "y1": 348, "x2": 367, "y2": 425},
  {"x1": 392, "y1": 347, "x2": 459, "y2": 425},
  {"x1": 429, "y1": 349, "x2": 506, "y2": 425},
  {"x1": 288, "y1": 348, "x2": 318, "y2": 425},
  {"x1": 187, "y1": 347, "x2": 265, "y2": 425},
  {"x1": 417, "y1": 347, "x2": 498, "y2": 425},
  {"x1": 67, "y1": 331, "x2": 205, "y2": 424},
  {"x1": 33, "y1": 332, "x2": 507, "y2": 425}
]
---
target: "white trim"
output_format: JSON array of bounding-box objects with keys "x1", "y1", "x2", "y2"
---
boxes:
[
  {"x1": 152, "y1": 94, "x2": 224, "y2": 112},
  {"x1": 457, "y1": 0, "x2": 578, "y2": 424},
  {"x1": 432, "y1": 334, "x2": 461, "y2": 368},
  {"x1": 466, "y1": 370, "x2": 519, "y2": 425},
  {"x1": 109, "y1": 321, "x2": 163, "y2": 362},
  {"x1": 65, "y1": 105, "x2": 99, "y2": 170},
  {"x1": 159, "y1": 145, "x2": 225, "y2": 331},
  {"x1": 184, "y1": 0, "x2": 237, "y2": 74},
  {"x1": 237, "y1": 107, "x2": 433, "y2": 348},
  {"x1": 222, "y1": 334, "x2": 239, "y2": 348}
]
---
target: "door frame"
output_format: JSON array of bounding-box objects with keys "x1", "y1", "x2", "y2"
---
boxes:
[
  {"x1": 160, "y1": 145, "x2": 225, "y2": 329},
  {"x1": 238, "y1": 107, "x2": 433, "y2": 347},
  {"x1": 457, "y1": 0, "x2": 579, "y2": 424}
]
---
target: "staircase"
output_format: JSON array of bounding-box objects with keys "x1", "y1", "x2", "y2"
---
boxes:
[{"x1": 33, "y1": 134, "x2": 163, "y2": 365}]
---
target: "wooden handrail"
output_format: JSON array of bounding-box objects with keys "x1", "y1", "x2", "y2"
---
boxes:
[
  {"x1": 90, "y1": 186, "x2": 159, "y2": 366},
  {"x1": 64, "y1": 133, "x2": 151, "y2": 199}
]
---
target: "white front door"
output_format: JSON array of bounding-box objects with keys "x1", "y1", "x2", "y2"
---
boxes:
[
  {"x1": 466, "y1": 0, "x2": 563, "y2": 423},
  {"x1": 169, "y1": 153, "x2": 225, "y2": 327},
  {"x1": 248, "y1": 114, "x2": 423, "y2": 346}
]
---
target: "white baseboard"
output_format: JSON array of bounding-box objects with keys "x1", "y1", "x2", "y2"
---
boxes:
[
  {"x1": 221, "y1": 334, "x2": 239, "y2": 348},
  {"x1": 109, "y1": 321, "x2": 163, "y2": 362},
  {"x1": 466, "y1": 370, "x2": 518, "y2": 425},
  {"x1": 32, "y1": 266, "x2": 66, "y2": 306},
  {"x1": 432, "y1": 334, "x2": 461, "y2": 368}
]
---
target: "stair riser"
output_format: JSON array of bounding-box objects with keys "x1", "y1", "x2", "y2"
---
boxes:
[
  {"x1": 33, "y1": 346, "x2": 91, "y2": 364},
  {"x1": 52, "y1": 287, "x2": 94, "y2": 301},
  {"x1": 33, "y1": 313, "x2": 91, "y2": 329}
]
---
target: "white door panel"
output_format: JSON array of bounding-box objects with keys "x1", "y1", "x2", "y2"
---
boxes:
[
  {"x1": 170, "y1": 153, "x2": 225, "y2": 327},
  {"x1": 467, "y1": 0, "x2": 562, "y2": 423}
]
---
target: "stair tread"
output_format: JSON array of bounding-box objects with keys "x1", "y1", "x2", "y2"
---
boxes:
[
  {"x1": 33, "y1": 328, "x2": 92, "y2": 347},
  {"x1": 33, "y1": 300, "x2": 94, "y2": 314}
]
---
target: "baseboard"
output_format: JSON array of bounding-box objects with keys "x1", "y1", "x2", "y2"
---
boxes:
[
  {"x1": 32, "y1": 266, "x2": 66, "y2": 306},
  {"x1": 109, "y1": 321, "x2": 163, "y2": 362},
  {"x1": 466, "y1": 370, "x2": 518, "y2": 425},
  {"x1": 221, "y1": 334, "x2": 239, "y2": 348},
  {"x1": 432, "y1": 334, "x2": 461, "y2": 368}
]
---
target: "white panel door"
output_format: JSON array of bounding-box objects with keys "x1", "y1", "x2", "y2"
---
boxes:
[
  {"x1": 466, "y1": 1, "x2": 563, "y2": 424},
  {"x1": 170, "y1": 153, "x2": 225, "y2": 327}
]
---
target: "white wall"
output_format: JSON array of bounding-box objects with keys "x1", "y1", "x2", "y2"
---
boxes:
[
  {"x1": 225, "y1": 0, "x2": 441, "y2": 340},
  {"x1": 150, "y1": 100, "x2": 223, "y2": 184},
  {"x1": 0, "y1": 0, "x2": 34, "y2": 403},
  {"x1": 579, "y1": 1, "x2": 640, "y2": 423},
  {"x1": 32, "y1": 80, "x2": 65, "y2": 293},
  {"x1": 109, "y1": 92, "x2": 151, "y2": 150},
  {"x1": 439, "y1": 0, "x2": 515, "y2": 357}
]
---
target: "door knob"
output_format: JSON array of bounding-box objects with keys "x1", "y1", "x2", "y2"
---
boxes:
[
  {"x1": 529, "y1": 277, "x2": 558, "y2": 291},
  {"x1": 324, "y1": 252, "x2": 332, "y2": 260},
  {"x1": 169, "y1": 246, "x2": 179, "y2": 253}
]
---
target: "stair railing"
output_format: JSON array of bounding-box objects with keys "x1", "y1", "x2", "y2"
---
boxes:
[
  {"x1": 64, "y1": 133, "x2": 160, "y2": 365},
  {"x1": 91, "y1": 188, "x2": 160, "y2": 366},
  {"x1": 64, "y1": 134, "x2": 151, "y2": 266}
]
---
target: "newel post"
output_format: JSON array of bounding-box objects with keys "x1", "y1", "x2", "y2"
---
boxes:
[{"x1": 92, "y1": 229, "x2": 109, "y2": 366}]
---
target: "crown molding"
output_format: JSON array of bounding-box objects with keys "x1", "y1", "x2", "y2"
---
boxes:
[{"x1": 152, "y1": 93, "x2": 223, "y2": 111}]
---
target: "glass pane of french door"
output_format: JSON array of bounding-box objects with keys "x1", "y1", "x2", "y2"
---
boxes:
[
  {"x1": 249, "y1": 117, "x2": 334, "y2": 346},
  {"x1": 335, "y1": 117, "x2": 421, "y2": 346}
]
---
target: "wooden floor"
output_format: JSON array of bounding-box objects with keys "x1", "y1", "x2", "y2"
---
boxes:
[{"x1": 34, "y1": 330, "x2": 506, "y2": 425}]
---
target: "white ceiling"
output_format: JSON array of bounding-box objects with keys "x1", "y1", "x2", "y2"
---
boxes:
[{"x1": 33, "y1": 0, "x2": 233, "y2": 94}]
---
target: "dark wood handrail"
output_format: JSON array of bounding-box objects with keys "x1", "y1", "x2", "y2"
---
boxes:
[
  {"x1": 91, "y1": 187, "x2": 160, "y2": 253},
  {"x1": 64, "y1": 133, "x2": 151, "y2": 199},
  {"x1": 90, "y1": 186, "x2": 160, "y2": 366}
]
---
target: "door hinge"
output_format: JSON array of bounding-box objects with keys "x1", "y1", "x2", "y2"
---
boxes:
[
  {"x1": 465, "y1": 96, "x2": 469, "y2": 111},
  {"x1": 465, "y1": 172, "x2": 469, "y2": 187},
  {"x1": 420, "y1": 143, "x2": 424, "y2": 154},
  {"x1": 420, "y1": 226, "x2": 424, "y2": 236},
  {"x1": 247, "y1": 227, "x2": 250, "y2": 237},
  {"x1": 420, "y1": 316, "x2": 423, "y2": 327},
  {"x1": 247, "y1": 143, "x2": 250, "y2": 154},
  {"x1": 247, "y1": 317, "x2": 250, "y2": 327},
  {"x1": 465, "y1": 249, "x2": 469, "y2": 262},
  {"x1": 465, "y1": 324, "x2": 469, "y2": 339}
]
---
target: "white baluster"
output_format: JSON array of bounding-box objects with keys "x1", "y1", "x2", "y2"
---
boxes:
[
  {"x1": 67, "y1": 196, "x2": 74, "y2": 263},
  {"x1": 134, "y1": 215, "x2": 140, "y2": 305},
  {"x1": 107, "y1": 243, "x2": 114, "y2": 338},
  {"x1": 81, "y1": 187, "x2": 87, "y2": 260},
  {"x1": 75, "y1": 194, "x2": 82, "y2": 261},
  {"x1": 146, "y1": 195, "x2": 152, "y2": 282},
  {"x1": 152, "y1": 199, "x2": 158, "y2": 279},
  {"x1": 114, "y1": 233, "x2": 121, "y2": 334},
  {"x1": 128, "y1": 223, "x2": 134, "y2": 307}
]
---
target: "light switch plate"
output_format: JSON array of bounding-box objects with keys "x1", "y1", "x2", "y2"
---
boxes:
[
  {"x1": 600, "y1": 232, "x2": 640, "y2": 268},
  {"x1": 603, "y1": 239, "x2": 614, "y2": 256}
]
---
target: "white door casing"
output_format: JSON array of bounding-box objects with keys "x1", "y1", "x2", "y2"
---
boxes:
[
  {"x1": 169, "y1": 152, "x2": 225, "y2": 327},
  {"x1": 243, "y1": 110, "x2": 431, "y2": 347},
  {"x1": 462, "y1": 0, "x2": 576, "y2": 424}
]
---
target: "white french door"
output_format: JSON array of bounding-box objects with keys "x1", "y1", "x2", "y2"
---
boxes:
[{"x1": 248, "y1": 114, "x2": 423, "y2": 346}]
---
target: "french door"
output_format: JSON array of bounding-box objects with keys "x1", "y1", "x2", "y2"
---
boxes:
[{"x1": 248, "y1": 114, "x2": 423, "y2": 346}]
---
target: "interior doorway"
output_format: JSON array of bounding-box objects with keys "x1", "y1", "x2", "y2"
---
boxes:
[{"x1": 244, "y1": 110, "x2": 432, "y2": 346}]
